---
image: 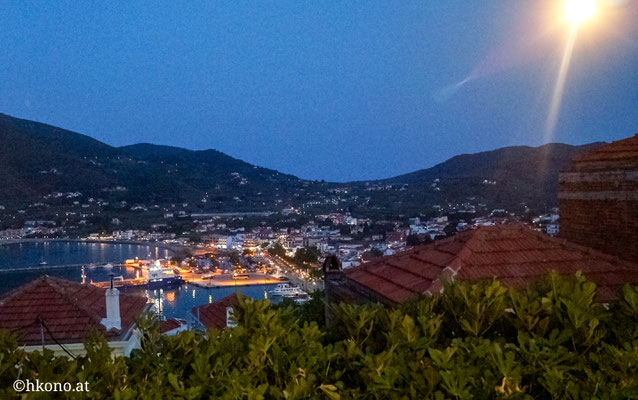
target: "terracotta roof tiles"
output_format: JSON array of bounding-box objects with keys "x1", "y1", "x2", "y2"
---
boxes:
[
  {"x1": 192, "y1": 293, "x2": 239, "y2": 331},
  {"x1": 160, "y1": 318, "x2": 186, "y2": 333},
  {"x1": 0, "y1": 276, "x2": 149, "y2": 346},
  {"x1": 344, "y1": 223, "x2": 638, "y2": 303}
]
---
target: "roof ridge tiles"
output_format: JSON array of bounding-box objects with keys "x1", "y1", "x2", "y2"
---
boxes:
[{"x1": 447, "y1": 227, "x2": 489, "y2": 271}]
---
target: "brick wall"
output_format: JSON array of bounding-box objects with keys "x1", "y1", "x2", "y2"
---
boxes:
[
  {"x1": 558, "y1": 136, "x2": 638, "y2": 263},
  {"x1": 559, "y1": 198, "x2": 638, "y2": 263}
]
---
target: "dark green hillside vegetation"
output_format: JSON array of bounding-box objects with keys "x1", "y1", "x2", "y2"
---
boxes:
[
  {"x1": 2, "y1": 272, "x2": 637, "y2": 399},
  {"x1": 375, "y1": 142, "x2": 605, "y2": 212},
  {"x1": 0, "y1": 113, "x2": 120, "y2": 201},
  {"x1": 386, "y1": 143, "x2": 603, "y2": 185},
  {"x1": 0, "y1": 113, "x2": 312, "y2": 209},
  {"x1": 0, "y1": 112, "x2": 604, "y2": 215},
  {"x1": 119, "y1": 143, "x2": 302, "y2": 204}
]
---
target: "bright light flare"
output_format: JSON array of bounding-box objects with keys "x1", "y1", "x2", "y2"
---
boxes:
[
  {"x1": 545, "y1": 26, "x2": 578, "y2": 142},
  {"x1": 546, "y1": 0, "x2": 601, "y2": 141},
  {"x1": 564, "y1": 0, "x2": 598, "y2": 25}
]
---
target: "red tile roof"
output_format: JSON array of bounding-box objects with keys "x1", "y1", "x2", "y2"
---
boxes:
[
  {"x1": 344, "y1": 223, "x2": 638, "y2": 304},
  {"x1": 0, "y1": 276, "x2": 149, "y2": 346},
  {"x1": 192, "y1": 293, "x2": 239, "y2": 330},
  {"x1": 160, "y1": 318, "x2": 186, "y2": 333}
]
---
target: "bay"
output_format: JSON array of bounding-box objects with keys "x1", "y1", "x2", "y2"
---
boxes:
[
  {"x1": 0, "y1": 241, "x2": 277, "y2": 321},
  {"x1": 0, "y1": 241, "x2": 173, "y2": 294}
]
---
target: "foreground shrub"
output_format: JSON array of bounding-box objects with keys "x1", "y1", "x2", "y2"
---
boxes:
[{"x1": 1, "y1": 273, "x2": 637, "y2": 399}]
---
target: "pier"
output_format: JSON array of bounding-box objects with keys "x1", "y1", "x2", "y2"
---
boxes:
[
  {"x1": 0, "y1": 263, "x2": 104, "y2": 273},
  {"x1": 0, "y1": 238, "x2": 189, "y2": 254},
  {"x1": 180, "y1": 272, "x2": 282, "y2": 288}
]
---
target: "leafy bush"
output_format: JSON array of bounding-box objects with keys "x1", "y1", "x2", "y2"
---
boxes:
[{"x1": 1, "y1": 273, "x2": 638, "y2": 399}]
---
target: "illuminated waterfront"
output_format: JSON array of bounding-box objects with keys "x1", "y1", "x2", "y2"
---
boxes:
[
  {"x1": 0, "y1": 241, "x2": 172, "y2": 294},
  {"x1": 0, "y1": 241, "x2": 280, "y2": 320}
]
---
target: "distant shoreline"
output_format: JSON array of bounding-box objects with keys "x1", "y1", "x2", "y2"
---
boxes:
[{"x1": 0, "y1": 238, "x2": 186, "y2": 254}]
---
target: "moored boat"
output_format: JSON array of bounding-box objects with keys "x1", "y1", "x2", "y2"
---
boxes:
[
  {"x1": 91, "y1": 262, "x2": 183, "y2": 291},
  {"x1": 143, "y1": 265, "x2": 183, "y2": 290},
  {"x1": 268, "y1": 283, "x2": 308, "y2": 299}
]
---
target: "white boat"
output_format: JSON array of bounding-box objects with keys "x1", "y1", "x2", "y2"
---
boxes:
[{"x1": 269, "y1": 283, "x2": 307, "y2": 298}]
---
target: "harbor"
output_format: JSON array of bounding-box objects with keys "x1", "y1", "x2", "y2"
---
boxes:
[
  {"x1": 91, "y1": 261, "x2": 283, "y2": 291},
  {"x1": 184, "y1": 272, "x2": 282, "y2": 288},
  {"x1": 0, "y1": 240, "x2": 317, "y2": 321}
]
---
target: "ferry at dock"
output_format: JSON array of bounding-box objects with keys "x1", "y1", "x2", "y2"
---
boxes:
[
  {"x1": 92, "y1": 259, "x2": 183, "y2": 290},
  {"x1": 143, "y1": 264, "x2": 183, "y2": 290}
]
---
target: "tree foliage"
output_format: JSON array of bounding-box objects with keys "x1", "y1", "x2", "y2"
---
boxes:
[
  {"x1": 1, "y1": 273, "x2": 638, "y2": 399},
  {"x1": 294, "y1": 246, "x2": 321, "y2": 265},
  {"x1": 268, "y1": 243, "x2": 287, "y2": 258}
]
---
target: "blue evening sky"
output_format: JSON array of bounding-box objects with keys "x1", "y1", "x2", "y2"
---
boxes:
[{"x1": 1, "y1": 1, "x2": 637, "y2": 181}]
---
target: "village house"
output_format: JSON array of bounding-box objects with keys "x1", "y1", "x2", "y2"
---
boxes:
[
  {"x1": 160, "y1": 318, "x2": 189, "y2": 336},
  {"x1": 0, "y1": 276, "x2": 150, "y2": 357},
  {"x1": 191, "y1": 293, "x2": 239, "y2": 331}
]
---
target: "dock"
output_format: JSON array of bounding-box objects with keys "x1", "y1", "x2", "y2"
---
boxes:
[
  {"x1": 0, "y1": 263, "x2": 102, "y2": 273},
  {"x1": 181, "y1": 272, "x2": 282, "y2": 288}
]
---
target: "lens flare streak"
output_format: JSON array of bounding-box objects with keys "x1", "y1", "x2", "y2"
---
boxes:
[{"x1": 545, "y1": 25, "x2": 579, "y2": 142}]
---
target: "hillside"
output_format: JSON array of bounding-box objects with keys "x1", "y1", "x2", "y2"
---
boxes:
[
  {"x1": 363, "y1": 142, "x2": 606, "y2": 213},
  {"x1": 120, "y1": 143, "x2": 297, "y2": 183},
  {"x1": 0, "y1": 113, "x2": 307, "y2": 208},
  {"x1": 385, "y1": 143, "x2": 604, "y2": 184},
  {"x1": 0, "y1": 112, "x2": 606, "y2": 216},
  {"x1": 0, "y1": 113, "x2": 121, "y2": 201}
]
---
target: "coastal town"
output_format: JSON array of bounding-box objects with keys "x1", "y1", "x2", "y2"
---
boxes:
[
  {"x1": 2, "y1": 134, "x2": 637, "y2": 340},
  {"x1": 0, "y1": 203, "x2": 561, "y2": 271},
  {"x1": 0, "y1": 203, "x2": 561, "y2": 300},
  {"x1": 1, "y1": 0, "x2": 638, "y2": 396}
]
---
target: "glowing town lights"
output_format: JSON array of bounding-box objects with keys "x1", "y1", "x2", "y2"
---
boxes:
[{"x1": 564, "y1": 0, "x2": 598, "y2": 25}]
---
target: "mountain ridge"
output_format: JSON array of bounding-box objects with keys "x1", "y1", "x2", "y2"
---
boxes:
[
  {"x1": 0, "y1": 112, "x2": 608, "y2": 213},
  {"x1": 384, "y1": 142, "x2": 604, "y2": 184}
]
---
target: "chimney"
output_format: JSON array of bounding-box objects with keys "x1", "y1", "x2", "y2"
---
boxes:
[
  {"x1": 323, "y1": 254, "x2": 345, "y2": 329},
  {"x1": 226, "y1": 306, "x2": 237, "y2": 328},
  {"x1": 101, "y1": 274, "x2": 121, "y2": 330}
]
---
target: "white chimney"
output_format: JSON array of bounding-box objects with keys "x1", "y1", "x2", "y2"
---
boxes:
[
  {"x1": 226, "y1": 306, "x2": 237, "y2": 328},
  {"x1": 101, "y1": 276, "x2": 121, "y2": 330}
]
